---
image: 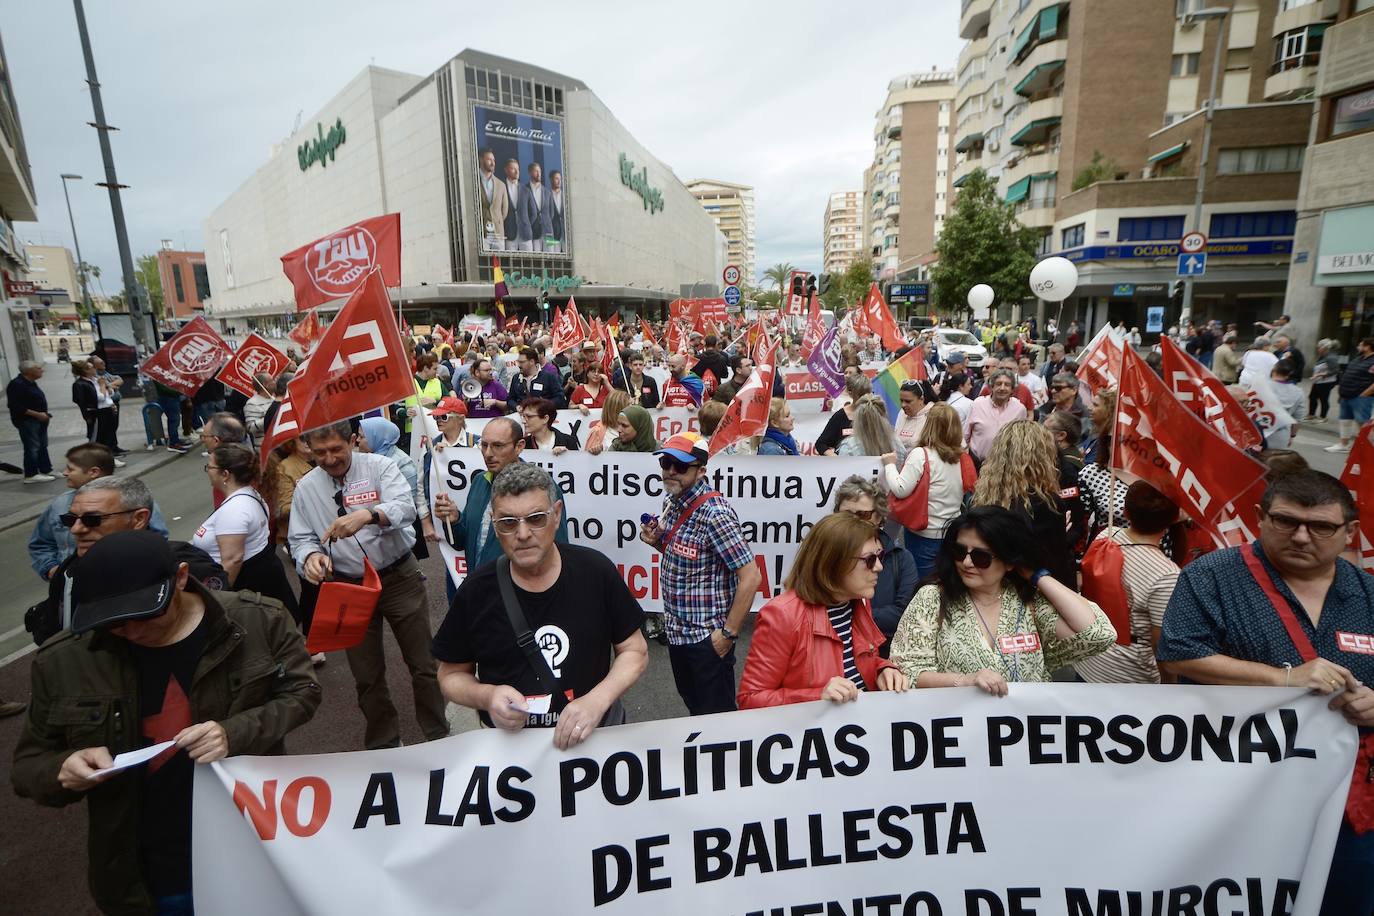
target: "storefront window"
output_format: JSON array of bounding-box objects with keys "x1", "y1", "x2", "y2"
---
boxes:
[{"x1": 1331, "y1": 86, "x2": 1374, "y2": 139}]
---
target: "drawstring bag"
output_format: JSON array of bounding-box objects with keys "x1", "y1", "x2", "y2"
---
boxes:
[
  {"x1": 307, "y1": 542, "x2": 381, "y2": 654},
  {"x1": 1080, "y1": 536, "x2": 1132, "y2": 647}
]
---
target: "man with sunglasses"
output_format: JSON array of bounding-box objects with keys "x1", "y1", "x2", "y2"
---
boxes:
[
  {"x1": 433, "y1": 463, "x2": 646, "y2": 746},
  {"x1": 1034, "y1": 372, "x2": 1085, "y2": 423},
  {"x1": 640, "y1": 433, "x2": 761, "y2": 715},
  {"x1": 1157, "y1": 470, "x2": 1374, "y2": 913},
  {"x1": 287, "y1": 420, "x2": 448, "y2": 750}
]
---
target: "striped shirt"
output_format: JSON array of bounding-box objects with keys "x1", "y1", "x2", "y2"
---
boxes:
[
  {"x1": 827, "y1": 603, "x2": 867, "y2": 691},
  {"x1": 1074, "y1": 528, "x2": 1180, "y2": 685}
]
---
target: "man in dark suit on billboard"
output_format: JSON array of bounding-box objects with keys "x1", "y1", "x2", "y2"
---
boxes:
[
  {"x1": 520, "y1": 162, "x2": 554, "y2": 252},
  {"x1": 549, "y1": 169, "x2": 566, "y2": 254},
  {"x1": 478, "y1": 148, "x2": 507, "y2": 251},
  {"x1": 502, "y1": 158, "x2": 523, "y2": 249}
]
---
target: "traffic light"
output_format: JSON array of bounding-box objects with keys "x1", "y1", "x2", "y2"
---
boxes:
[
  {"x1": 806, "y1": 274, "x2": 817, "y2": 298},
  {"x1": 1170, "y1": 281, "x2": 1184, "y2": 298},
  {"x1": 540, "y1": 289, "x2": 550, "y2": 310},
  {"x1": 817, "y1": 273, "x2": 832, "y2": 296},
  {"x1": 790, "y1": 275, "x2": 804, "y2": 298}
]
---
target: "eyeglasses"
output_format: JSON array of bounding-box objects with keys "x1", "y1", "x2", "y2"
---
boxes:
[
  {"x1": 1051, "y1": 385, "x2": 1071, "y2": 392},
  {"x1": 493, "y1": 511, "x2": 552, "y2": 535},
  {"x1": 658, "y1": 456, "x2": 694, "y2": 474},
  {"x1": 480, "y1": 439, "x2": 516, "y2": 451},
  {"x1": 949, "y1": 543, "x2": 998, "y2": 569},
  {"x1": 59, "y1": 509, "x2": 137, "y2": 529},
  {"x1": 204, "y1": 464, "x2": 222, "y2": 473},
  {"x1": 853, "y1": 552, "x2": 882, "y2": 571},
  {"x1": 1263, "y1": 511, "x2": 1345, "y2": 540},
  {"x1": 845, "y1": 508, "x2": 878, "y2": 523}
]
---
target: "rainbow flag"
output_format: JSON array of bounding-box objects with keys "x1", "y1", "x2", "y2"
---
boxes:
[{"x1": 874, "y1": 346, "x2": 928, "y2": 422}]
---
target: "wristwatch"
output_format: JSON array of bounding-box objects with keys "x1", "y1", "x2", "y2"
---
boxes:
[
  {"x1": 719, "y1": 625, "x2": 739, "y2": 642},
  {"x1": 368, "y1": 509, "x2": 381, "y2": 527},
  {"x1": 1029, "y1": 568, "x2": 1051, "y2": 588}
]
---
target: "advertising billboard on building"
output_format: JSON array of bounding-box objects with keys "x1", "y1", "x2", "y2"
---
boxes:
[{"x1": 471, "y1": 104, "x2": 569, "y2": 258}]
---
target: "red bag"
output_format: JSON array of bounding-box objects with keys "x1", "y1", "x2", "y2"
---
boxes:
[
  {"x1": 889, "y1": 448, "x2": 933, "y2": 532},
  {"x1": 960, "y1": 452, "x2": 977, "y2": 494},
  {"x1": 1081, "y1": 535, "x2": 1132, "y2": 646},
  {"x1": 307, "y1": 556, "x2": 381, "y2": 653}
]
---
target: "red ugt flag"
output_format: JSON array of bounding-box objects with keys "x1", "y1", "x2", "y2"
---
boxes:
[
  {"x1": 140, "y1": 316, "x2": 233, "y2": 397},
  {"x1": 285, "y1": 269, "x2": 414, "y2": 434},
  {"x1": 551, "y1": 298, "x2": 587, "y2": 356},
  {"x1": 216, "y1": 333, "x2": 289, "y2": 398},
  {"x1": 281, "y1": 213, "x2": 401, "y2": 311},
  {"x1": 1158, "y1": 336, "x2": 1262, "y2": 451},
  {"x1": 863, "y1": 283, "x2": 906, "y2": 352},
  {"x1": 1113, "y1": 345, "x2": 1268, "y2": 550}
]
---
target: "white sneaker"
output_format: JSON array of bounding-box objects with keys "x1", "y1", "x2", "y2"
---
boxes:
[
  {"x1": 114, "y1": 458, "x2": 127, "y2": 468},
  {"x1": 1324, "y1": 443, "x2": 1351, "y2": 453},
  {"x1": 145, "y1": 443, "x2": 156, "y2": 451},
  {"x1": 23, "y1": 474, "x2": 56, "y2": 484}
]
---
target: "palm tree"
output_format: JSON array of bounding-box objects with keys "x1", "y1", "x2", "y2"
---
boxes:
[{"x1": 763, "y1": 262, "x2": 795, "y2": 294}]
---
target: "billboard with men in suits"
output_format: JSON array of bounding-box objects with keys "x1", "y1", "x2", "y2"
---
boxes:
[{"x1": 471, "y1": 103, "x2": 569, "y2": 257}]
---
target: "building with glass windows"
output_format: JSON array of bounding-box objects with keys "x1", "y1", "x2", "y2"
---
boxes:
[{"x1": 202, "y1": 50, "x2": 725, "y2": 333}]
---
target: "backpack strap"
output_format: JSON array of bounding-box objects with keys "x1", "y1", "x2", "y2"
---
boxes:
[{"x1": 495, "y1": 556, "x2": 569, "y2": 713}]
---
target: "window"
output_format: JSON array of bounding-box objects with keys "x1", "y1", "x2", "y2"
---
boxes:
[
  {"x1": 1118, "y1": 216, "x2": 1186, "y2": 242},
  {"x1": 1171, "y1": 53, "x2": 1200, "y2": 76},
  {"x1": 1273, "y1": 25, "x2": 1325, "y2": 72},
  {"x1": 1162, "y1": 111, "x2": 1191, "y2": 127},
  {"x1": 1061, "y1": 223, "x2": 1085, "y2": 249},
  {"x1": 887, "y1": 192, "x2": 901, "y2": 206},
  {"x1": 172, "y1": 263, "x2": 185, "y2": 304},
  {"x1": 1216, "y1": 145, "x2": 1305, "y2": 173},
  {"x1": 192, "y1": 263, "x2": 211, "y2": 300},
  {"x1": 1330, "y1": 86, "x2": 1374, "y2": 138},
  {"x1": 1209, "y1": 210, "x2": 1297, "y2": 238}
]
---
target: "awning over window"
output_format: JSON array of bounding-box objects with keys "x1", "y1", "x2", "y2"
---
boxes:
[
  {"x1": 1039, "y1": 4, "x2": 1059, "y2": 40},
  {"x1": 953, "y1": 172, "x2": 972, "y2": 188},
  {"x1": 1010, "y1": 116, "x2": 1061, "y2": 146},
  {"x1": 1005, "y1": 176, "x2": 1032, "y2": 203},
  {"x1": 954, "y1": 130, "x2": 984, "y2": 152},
  {"x1": 1013, "y1": 59, "x2": 1065, "y2": 97},
  {"x1": 1147, "y1": 141, "x2": 1188, "y2": 163}
]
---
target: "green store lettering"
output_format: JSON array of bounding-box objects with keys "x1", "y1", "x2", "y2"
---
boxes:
[
  {"x1": 298, "y1": 118, "x2": 347, "y2": 172},
  {"x1": 618, "y1": 153, "x2": 664, "y2": 214},
  {"x1": 506, "y1": 271, "x2": 583, "y2": 292}
]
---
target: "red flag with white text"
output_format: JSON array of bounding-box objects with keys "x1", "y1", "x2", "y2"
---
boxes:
[
  {"x1": 1158, "y1": 336, "x2": 1262, "y2": 451},
  {"x1": 863, "y1": 283, "x2": 905, "y2": 352},
  {"x1": 284, "y1": 269, "x2": 414, "y2": 433},
  {"x1": 140, "y1": 316, "x2": 234, "y2": 397},
  {"x1": 280, "y1": 213, "x2": 401, "y2": 311},
  {"x1": 551, "y1": 299, "x2": 586, "y2": 355},
  {"x1": 258, "y1": 389, "x2": 301, "y2": 465},
  {"x1": 1077, "y1": 323, "x2": 1127, "y2": 395},
  {"x1": 1339, "y1": 422, "x2": 1374, "y2": 573},
  {"x1": 710, "y1": 333, "x2": 778, "y2": 457},
  {"x1": 1113, "y1": 346, "x2": 1268, "y2": 551},
  {"x1": 216, "y1": 333, "x2": 289, "y2": 398}
]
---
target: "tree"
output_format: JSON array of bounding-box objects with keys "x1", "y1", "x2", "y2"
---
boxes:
[
  {"x1": 763, "y1": 262, "x2": 795, "y2": 295},
  {"x1": 751, "y1": 289, "x2": 780, "y2": 310},
  {"x1": 930, "y1": 169, "x2": 1040, "y2": 320},
  {"x1": 134, "y1": 254, "x2": 165, "y2": 321},
  {"x1": 1072, "y1": 150, "x2": 1121, "y2": 192}
]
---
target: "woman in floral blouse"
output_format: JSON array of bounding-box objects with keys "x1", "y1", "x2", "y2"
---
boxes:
[{"x1": 890, "y1": 506, "x2": 1115, "y2": 694}]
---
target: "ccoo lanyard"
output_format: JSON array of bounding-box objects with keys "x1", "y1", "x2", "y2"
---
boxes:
[{"x1": 1240, "y1": 543, "x2": 1317, "y2": 662}]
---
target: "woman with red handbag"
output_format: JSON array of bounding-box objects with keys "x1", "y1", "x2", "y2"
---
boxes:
[{"x1": 883, "y1": 403, "x2": 974, "y2": 580}]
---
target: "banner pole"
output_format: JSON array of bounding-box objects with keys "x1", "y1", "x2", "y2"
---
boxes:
[{"x1": 415, "y1": 399, "x2": 455, "y2": 544}]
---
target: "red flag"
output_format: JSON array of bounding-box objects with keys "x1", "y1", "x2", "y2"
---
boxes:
[
  {"x1": 665, "y1": 320, "x2": 686, "y2": 356},
  {"x1": 258, "y1": 389, "x2": 301, "y2": 465},
  {"x1": 639, "y1": 317, "x2": 658, "y2": 349},
  {"x1": 607, "y1": 313, "x2": 621, "y2": 333},
  {"x1": 849, "y1": 302, "x2": 870, "y2": 338},
  {"x1": 1076, "y1": 324, "x2": 1126, "y2": 395},
  {"x1": 710, "y1": 335, "x2": 779, "y2": 457},
  {"x1": 280, "y1": 213, "x2": 401, "y2": 311},
  {"x1": 216, "y1": 333, "x2": 289, "y2": 398},
  {"x1": 700, "y1": 369, "x2": 719, "y2": 399},
  {"x1": 285, "y1": 269, "x2": 414, "y2": 434},
  {"x1": 862, "y1": 283, "x2": 905, "y2": 352},
  {"x1": 600, "y1": 319, "x2": 619, "y2": 375},
  {"x1": 433, "y1": 324, "x2": 454, "y2": 348},
  {"x1": 800, "y1": 294, "x2": 824, "y2": 358},
  {"x1": 287, "y1": 309, "x2": 324, "y2": 352},
  {"x1": 1158, "y1": 337, "x2": 1263, "y2": 451},
  {"x1": 1339, "y1": 422, "x2": 1374, "y2": 573},
  {"x1": 551, "y1": 298, "x2": 586, "y2": 355},
  {"x1": 140, "y1": 316, "x2": 233, "y2": 397},
  {"x1": 1113, "y1": 346, "x2": 1268, "y2": 550}
]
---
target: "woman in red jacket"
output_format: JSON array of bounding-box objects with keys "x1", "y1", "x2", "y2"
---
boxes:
[{"x1": 739, "y1": 514, "x2": 909, "y2": 708}]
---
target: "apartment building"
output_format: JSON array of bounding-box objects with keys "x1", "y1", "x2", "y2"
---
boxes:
[
  {"x1": 0, "y1": 29, "x2": 38, "y2": 378},
  {"x1": 156, "y1": 243, "x2": 211, "y2": 319},
  {"x1": 953, "y1": 0, "x2": 1329, "y2": 332},
  {"x1": 685, "y1": 179, "x2": 756, "y2": 284},
  {"x1": 1283, "y1": 0, "x2": 1374, "y2": 352},
  {"x1": 861, "y1": 70, "x2": 956, "y2": 283},
  {"x1": 822, "y1": 190, "x2": 863, "y2": 276}
]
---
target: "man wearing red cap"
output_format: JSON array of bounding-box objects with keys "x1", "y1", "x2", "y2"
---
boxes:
[{"x1": 639, "y1": 432, "x2": 761, "y2": 715}]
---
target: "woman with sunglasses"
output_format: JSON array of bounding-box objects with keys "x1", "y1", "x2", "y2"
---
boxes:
[
  {"x1": 832, "y1": 476, "x2": 917, "y2": 645},
  {"x1": 895, "y1": 379, "x2": 936, "y2": 453},
  {"x1": 610, "y1": 404, "x2": 660, "y2": 453},
  {"x1": 890, "y1": 506, "x2": 1114, "y2": 694},
  {"x1": 738, "y1": 513, "x2": 909, "y2": 709},
  {"x1": 193, "y1": 443, "x2": 299, "y2": 619}
]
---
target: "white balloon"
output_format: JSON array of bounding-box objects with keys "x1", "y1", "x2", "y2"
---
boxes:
[
  {"x1": 967, "y1": 284, "x2": 995, "y2": 311},
  {"x1": 1029, "y1": 257, "x2": 1079, "y2": 302}
]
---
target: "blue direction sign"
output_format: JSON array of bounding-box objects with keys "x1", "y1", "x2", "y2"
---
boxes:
[
  {"x1": 1177, "y1": 253, "x2": 1207, "y2": 277},
  {"x1": 723, "y1": 285, "x2": 742, "y2": 307}
]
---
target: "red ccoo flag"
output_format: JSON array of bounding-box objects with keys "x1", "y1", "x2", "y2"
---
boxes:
[
  {"x1": 1076, "y1": 323, "x2": 1127, "y2": 396},
  {"x1": 284, "y1": 269, "x2": 415, "y2": 434},
  {"x1": 862, "y1": 283, "x2": 906, "y2": 352},
  {"x1": 710, "y1": 331, "x2": 779, "y2": 457},
  {"x1": 287, "y1": 309, "x2": 324, "y2": 353},
  {"x1": 1339, "y1": 422, "x2": 1374, "y2": 573},
  {"x1": 281, "y1": 213, "x2": 401, "y2": 311},
  {"x1": 1158, "y1": 336, "x2": 1262, "y2": 451}
]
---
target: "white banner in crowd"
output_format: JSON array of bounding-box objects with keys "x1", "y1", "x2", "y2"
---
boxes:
[
  {"x1": 428, "y1": 449, "x2": 881, "y2": 610},
  {"x1": 192, "y1": 687, "x2": 1354, "y2": 915}
]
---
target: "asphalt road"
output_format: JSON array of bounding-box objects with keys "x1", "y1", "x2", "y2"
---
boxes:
[{"x1": 0, "y1": 421, "x2": 1352, "y2": 914}]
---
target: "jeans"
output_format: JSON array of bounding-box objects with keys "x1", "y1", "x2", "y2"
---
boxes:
[
  {"x1": 1320, "y1": 820, "x2": 1374, "y2": 915},
  {"x1": 15, "y1": 418, "x2": 52, "y2": 476},
  {"x1": 157, "y1": 395, "x2": 185, "y2": 444},
  {"x1": 667, "y1": 635, "x2": 737, "y2": 716},
  {"x1": 1339, "y1": 395, "x2": 1374, "y2": 424},
  {"x1": 904, "y1": 531, "x2": 943, "y2": 582}
]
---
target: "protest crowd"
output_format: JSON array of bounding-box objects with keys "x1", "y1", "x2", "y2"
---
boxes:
[{"x1": 7, "y1": 242, "x2": 1374, "y2": 915}]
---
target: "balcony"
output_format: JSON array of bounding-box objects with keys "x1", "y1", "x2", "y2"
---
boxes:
[
  {"x1": 1011, "y1": 38, "x2": 1068, "y2": 97},
  {"x1": 1014, "y1": 197, "x2": 1058, "y2": 228},
  {"x1": 960, "y1": 0, "x2": 992, "y2": 39},
  {"x1": 884, "y1": 202, "x2": 901, "y2": 219},
  {"x1": 1009, "y1": 95, "x2": 1063, "y2": 146},
  {"x1": 1003, "y1": 148, "x2": 1060, "y2": 188},
  {"x1": 1272, "y1": 0, "x2": 1335, "y2": 35},
  {"x1": 1265, "y1": 54, "x2": 1320, "y2": 100},
  {"x1": 958, "y1": 34, "x2": 990, "y2": 77}
]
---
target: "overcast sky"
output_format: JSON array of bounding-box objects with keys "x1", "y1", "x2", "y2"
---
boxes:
[{"x1": 7, "y1": 1, "x2": 962, "y2": 291}]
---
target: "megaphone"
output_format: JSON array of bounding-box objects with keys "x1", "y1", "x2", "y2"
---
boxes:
[{"x1": 460, "y1": 376, "x2": 483, "y2": 400}]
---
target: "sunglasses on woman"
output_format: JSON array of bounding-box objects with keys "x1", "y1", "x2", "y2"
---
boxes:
[
  {"x1": 853, "y1": 552, "x2": 882, "y2": 570},
  {"x1": 949, "y1": 543, "x2": 998, "y2": 569}
]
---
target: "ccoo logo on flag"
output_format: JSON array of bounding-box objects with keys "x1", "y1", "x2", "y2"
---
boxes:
[{"x1": 308, "y1": 226, "x2": 377, "y2": 296}]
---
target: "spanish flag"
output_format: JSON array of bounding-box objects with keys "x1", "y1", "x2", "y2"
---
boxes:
[{"x1": 493, "y1": 257, "x2": 510, "y2": 322}]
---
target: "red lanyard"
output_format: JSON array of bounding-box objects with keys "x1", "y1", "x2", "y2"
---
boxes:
[
  {"x1": 661, "y1": 491, "x2": 720, "y2": 548},
  {"x1": 1240, "y1": 543, "x2": 1317, "y2": 662}
]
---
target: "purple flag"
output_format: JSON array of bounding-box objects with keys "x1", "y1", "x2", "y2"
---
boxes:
[{"x1": 806, "y1": 325, "x2": 846, "y2": 398}]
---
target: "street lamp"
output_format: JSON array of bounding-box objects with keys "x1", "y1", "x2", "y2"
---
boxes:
[
  {"x1": 59, "y1": 173, "x2": 94, "y2": 318},
  {"x1": 1179, "y1": 5, "x2": 1231, "y2": 328}
]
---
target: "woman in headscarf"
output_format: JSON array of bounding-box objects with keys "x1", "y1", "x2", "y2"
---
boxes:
[
  {"x1": 610, "y1": 404, "x2": 660, "y2": 452},
  {"x1": 358, "y1": 416, "x2": 436, "y2": 557}
]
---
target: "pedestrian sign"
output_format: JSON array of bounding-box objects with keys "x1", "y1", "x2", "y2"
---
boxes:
[
  {"x1": 1177, "y1": 253, "x2": 1207, "y2": 277},
  {"x1": 723, "y1": 285, "x2": 742, "y2": 307}
]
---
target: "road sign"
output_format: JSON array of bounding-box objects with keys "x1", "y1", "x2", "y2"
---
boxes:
[
  {"x1": 1180, "y1": 232, "x2": 1207, "y2": 254},
  {"x1": 723, "y1": 285, "x2": 742, "y2": 307},
  {"x1": 1146, "y1": 306, "x2": 1165, "y2": 333},
  {"x1": 722, "y1": 265, "x2": 741, "y2": 286},
  {"x1": 1177, "y1": 253, "x2": 1207, "y2": 277}
]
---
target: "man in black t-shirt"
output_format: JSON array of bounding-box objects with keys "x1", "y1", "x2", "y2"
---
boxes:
[{"x1": 433, "y1": 463, "x2": 646, "y2": 749}]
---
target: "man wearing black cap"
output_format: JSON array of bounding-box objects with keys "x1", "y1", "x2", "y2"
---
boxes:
[{"x1": 11, "y1": 530, "x2": 320, "y2": 914}]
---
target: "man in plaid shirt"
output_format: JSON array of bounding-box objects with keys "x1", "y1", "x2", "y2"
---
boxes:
[{"x1": 640, "y1": 433, "x2": 761, "y2": 715}]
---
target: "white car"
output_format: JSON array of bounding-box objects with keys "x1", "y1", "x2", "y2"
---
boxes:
[{"x1": 933, "y1": 329, "x2": 988, "y2": 369}]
